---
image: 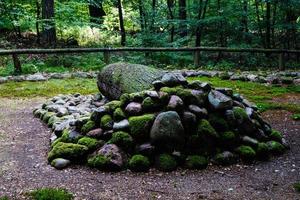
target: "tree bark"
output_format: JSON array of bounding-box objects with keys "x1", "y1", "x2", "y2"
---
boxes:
[
  {"x1": 41, "y1": 0, "x2": 56, "y2": 45},
  {"x1": 97, "y1": 63, "x2": 164, "y2": 100},
  {"x1": 266, "y1": 1, "x2": 271, "y2": 49},
  {"x1": 178, "y1": 0, "x2": 187, "y2": 38},
  {"x1": 36, "y1": 0, "x2": 41, "y2": 44},
  {"x1": 117, "y1": 0, "x2": 126, "y2": 46},
  {"x1": 89, "y1": 0, "x2": 106, "y2": 25},
  {"x1": 167, "y1": 0, "x2": 175, "y2": 42}
]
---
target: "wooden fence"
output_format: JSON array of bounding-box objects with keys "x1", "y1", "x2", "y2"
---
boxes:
[{"x1": 0, "y1": 47, "x2": 299, "y2": 73}]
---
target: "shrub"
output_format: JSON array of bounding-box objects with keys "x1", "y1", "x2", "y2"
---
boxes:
[
  {"x1": 28, "y1": 188, "x2": 73, "y2": 200},
  {"x1": 185, "y1": 155, "x2": 208, "y2": 169},
  {"x1": 156, "y1": 154, "x2": 177, "y2": 172},
  {"x1": 129, "y1": 154, "x2": 150, "y2": 172}
]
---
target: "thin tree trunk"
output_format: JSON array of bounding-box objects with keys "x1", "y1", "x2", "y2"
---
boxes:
[
  {"x1": 41, "y1": 0, "x2": 56, "y2": 45},
  {"x1": 117, "y1": 0, "x2": 126, "y2": 46}
]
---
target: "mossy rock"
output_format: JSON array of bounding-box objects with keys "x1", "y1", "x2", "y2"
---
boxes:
[
  {"x1": 269, "y1": 130, "x2": 283, "y2": 142},
  {"x1": 156, "y1": 154, "x2": 177, "y2": 172},
  {"x1": 233, "y1": 107, "x2": 249, "y2": 124},
  {"x1": 128, "y1": 154, "x2": 151, "y2": 172},
  {"x1": 219, "y1": 131, "x2": 237, "y2": 146},
  {"x1": 47, "y1": 115, "x2": 60, "y2": 127},
  {"x1": 113, "y1": 108, "x2": 126, "y2": 121},
  {"x1": 48, "y1": 142, "x2": 88, "y2": 162},
  {"x1": 108, "y1": 131, "x2": 134, "y2": 151},
  {"x1": 78, "y1": 137, "x2": 103, "y2": 151},
  {"x1": 128, "y1": 114, "x2": 155, "y2": 141},
  {"x1": 208, "y1": 113, "x2": 229, "y2": 132},
  {"x1": 106, "y1": 100, "x2": 122, "y2": 111},
  {"x1": 100, "y1": 115, "x2": 113, "y2": 129},
  {"x1": 120, "y1": 93, "x2": 131, "y2": 107},
  {"x1": 142, "y1": 97, "x2": 160, "y2": 111},
  {"x1": 42, "y1": 112, "x2": 56, "y2": 123},
  {"x1": 213, "y1": 151, "x2": 238, "y2": 166},
  {"x1": 87, "y1": 155, "x2": 110, "y2": 170},
  {"x1": 81, "y1": 120, "x2": 96, "y2": 134},
  {"x1": 60, "y1": 129, "x2": 83, "y2": 143},
  {"x1": 256, "y1": 142, "x2": 270, "y2": 160},
  {"x1": 185, "y1": 155, "x2": 208, "y2": 169},
  {"x1": 236, "y1": 145, "x2": 256, "y2": 161},
  {"x1": 267, "y1": 141, "x2": 285, "y2": 155},
  {"x1": 197, "y1": 119, "x2": 218, "y2": 139}
]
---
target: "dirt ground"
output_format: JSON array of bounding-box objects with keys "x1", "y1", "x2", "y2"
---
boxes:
[{"x1": 0, "y1": 98, "x2": 299, "y2": 200}]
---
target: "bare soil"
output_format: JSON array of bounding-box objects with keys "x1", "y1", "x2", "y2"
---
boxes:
[{"x1": 0, "y1": 98, "x2": 299, "y2": 200}]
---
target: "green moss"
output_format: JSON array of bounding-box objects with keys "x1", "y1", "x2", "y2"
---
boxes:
[
  {"x1": 60, "y1": 130, "x2": 83, "y2": 143},
  {"x1": 100, "y1": 115, "x2": 113, "y2": 129},
  {"x1": 42, "y1": 112, "x2": 56, "y2": 123},
  {"x1": 294, "y1": 182, "x2": 300, "y2": 193},
  {"x1": 128, "y1": 114, "x2": 155, "y2": 140},
  {"x1": 209, "y1": 114, "x2": 229, "y2": 132},
  {"x1": 267, "y1": 141, "x2": 285, "y2": 155},
  {"x1": 270, "y1": 130, "x2": 283, "y2": 142},
  {"x1": 78, "y1": 137, "x2": 102, "y2": 151},
  {"x1": 47, "y1": 142, "x2": 88, "y2": 162},
  {"x1": 47, "y1": 115, "x2": 60, "y2": 127},
  {"x1": 160, "y1": 86, "x2": 191, "y2": 100},
  {"x1": 256, "y1": 142, "x2": 269, "y2": 160},
  {"x1": 185, "y1": 155, "x2": 208, "y2": 169},
  {"x1": 292, "y1": 113, "x2": 300, "y2": 120},
  {"x1": 156, "y1": 154, "x2": 177, "y2": 172},
  {"x1": 29, "y1": 188, "x2": 73, "y2": 200},
  {"x1": 128, "y1": 154, "x2": 150, "y2": 172},
  {"x1": 113, "y1": 108, "x2": 126, "y2": 121},
  {"x1": 108, "y1": 131, "x2": 134, "y2": 151},
  {"x1": 233, "y1": 107, "x2": 248, "y2": 124},
  {"x1": 120, "y1": 93, "x2": 130, "y2": 107},
  {"x1": 51, "y1": 138, "x2": 62, "y2": 149},
  {"x1": 81, "y1": 120, "x2": 96, "y2": 134},
  {"x1": 236, "y1": 145, "x2": 256, "y2": 160},
  {"x1": 142, "y1": 97, "x2": 157, "y2": 111},
  {"x1": 105, "y1": 100, "x2": 121, "y2": 111},
  {"x1": 197, "y1": 119, "x2": 218, "y2": 138},
  {"x1": 219, "y1": 131, "x2": 236, "y2": 145},
  {"x1": 87, "y1": 155, "x2": 109, "y2": 170}
]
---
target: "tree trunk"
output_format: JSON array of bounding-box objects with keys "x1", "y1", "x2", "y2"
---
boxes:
[
  {"x1": 178, "y1": 0, "x2": 187, "y2": 38},
  {"x1": 97, "y1": 63, "x2": 164, "y2": 100},
  {"x1": 266, "y1": 1, "x2": 271, "y2": 49},
  {"x1": 41, "y1": 0, "x2": 56, "y2": 45},
  {"x1": 167, "y1": 0, "x2": 175, "y2": 42},
  {"x1": 138, "y1": 0, "x2": 146, "y2": 30},
  {"x1": 36, "y1": 0, "x2": 41, "y2": 44},
  {"x1": 117, "y1": 0, "x2": 126, "y2": 46},
  {"x1": 89, "y1": 0, "x2": 106, "y2": 25}
]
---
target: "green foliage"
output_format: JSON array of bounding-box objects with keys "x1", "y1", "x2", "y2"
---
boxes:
[
  {"x1": 156, "y1": 154, "x2": 177, "y2": 172},
  {"x1": 108, "y1": 131, "x2": 134, "y2": 151},
  {"x1": 28, "y1": 188, "x2": 73, "y2": 200},
  {"x1": 87, "y1": 155, "x2": 109, "y2": 170},
  {"x1": 128, "y1": 154, "x2": 150, "y2": 172},
  {"x1": 185, "y1": 155, "x2": 208, "y2": 170}
]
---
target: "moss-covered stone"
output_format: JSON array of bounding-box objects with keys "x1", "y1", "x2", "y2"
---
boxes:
[
  {"x1": 78, "y1": 137, "x2": 103, "y2": 151},
  {"x1": 120, "y1": 93, "x2": 131, "y2": 107},
  {"x1": 42, "y1": 112, "x2": 56, "y2": 123},
  {"x1": 213, "y1": 151, "x2": 237, "y2": 165},
  {"x1": 267, "y1": 140, "x2": 285, "y2": 155},
  {"x1": 185, "y1": 155, "x2": 208, "y2": 169},
  {"x1": 87, "y1": 155, "x2": 109, "y2": 170},
  {"x1": 81, "y1": 120, "x2": 96, "y2": 134},
  {"x1": 156, "y1": 154, "x2": 177, "y2": 172},
  {"x1": 100, "y1": 115, "x2": 113, "y2": 129},
  {"x1": 270, "y1": 130, "x2": 283, "y2": 142},
  {"x1": 236, "y1": 145, "x2": 256, "y2": 161},
  {"x1": 219, "y1": 131, "x2": 237, "y2": 145},
  {"x1": 256, "y1": 142, "x2": 269, "y2": 160},
  {"x1": 47, "y1": 142, "x2": 88, "y2": 162},
  {"x1": 197, "y1": 119, "x2": 218, "y2": 138},
  {"x1": 60, "y1": 129, "x2": 83, "y2": 143},
  {"x1": 142, "y1": 97, "x2": 158, "y2": 111},
  {"x1": 108, "y1": 131, "x2": 134, "y2": 151},
  {"x1": 47, "y1": 115, "x2": 60, "y2": 127},
  {"x1": 105, "y1": 100, "x2": 122, "y2": 111},
  {"x1": 233, "y1": 107, "x2": 249, "y2": 124},
  {"x1": 209, "y1": 113, "x2": 229, "y2": 132},
  {"x1": 128, "y1": 154, "x2": 150, "y2": 172},
  {"x1": 129, "y1": 114, "x2": 155, "y2": 141},
  {"x1": 113, "y1": 108, "x2": 126, "y2": 121}
]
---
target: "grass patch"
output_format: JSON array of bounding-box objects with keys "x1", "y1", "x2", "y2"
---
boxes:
[
  {"x1": 0, "y1": 78, "x2": 98, "y2": 98},
  {"x1": 28, "y1": 188, "x2": 73, "y2": 200},
  {"x1": 294, "y1": 182, "x2": 300, "y2": 193},
  {"x1": 188, "y1": 77, "x2": 300, "y2": 113}
]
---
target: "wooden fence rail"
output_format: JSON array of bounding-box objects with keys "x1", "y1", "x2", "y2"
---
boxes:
[{"x1": 0, "y1": 47, "x2": 299, "y2": 73}]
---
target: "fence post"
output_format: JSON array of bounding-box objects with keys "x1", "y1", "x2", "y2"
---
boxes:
[
  {"x1": 194, "y1": 50, "x2": 200, "y2": 67},
  {"x1": 12, "y1": 54, "x2": 22, "y2": 74},
  {"x1": 278, "y1": 53, "x2": 285, "y2": 71},
  {"x1": 104, "y1": 51, "x2": 110, "y2": 65}
]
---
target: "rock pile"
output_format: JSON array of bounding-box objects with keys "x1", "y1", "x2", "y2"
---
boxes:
[{"x1": 35, "y1": 73, "x2": 288, "y2": 171}]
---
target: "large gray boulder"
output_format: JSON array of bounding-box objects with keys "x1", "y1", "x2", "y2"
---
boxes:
[{"x1": 208, "y1": 90, "x2": 233, "y2": 110}]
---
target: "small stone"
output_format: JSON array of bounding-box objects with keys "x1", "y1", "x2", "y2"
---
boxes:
[
  {"x1": 216, "y1": 88, "x2": 233, "y2": 97},
  {"x1": 152, "y1": 80, "x2": 165, "y2": 90},
  {"x1": 57, "y1": 107, "x2": 68, "y2": 117},
  {"x1": 51, "y1": 158, "x2": 71, "y2": 169},
  {"x1": 242, "y1": 136, "x2": 259, "y2": 147},
  {"x1": 136, "y1": 143, "x2": 155, "y2": 157},
  {"x1": 167, "y1": 95, "x2": 184, "y2": 111},
  {"x1": 161, "y1": 73, "x2": 187, "y2": 86},
  {"x1": 113, "y1": 119, "x2": 130, "y2": 131},
  {"x1": 86, "y1": 128, "x2": 103, "y2": 139},
  {"x1": 188, "y1": 105, "x2": 208, "y2": 118},
  {"x1": 125, "y1": 102, "x2": 142, "y2": 115},
  {"x1": 26, "y1": 73, "x2": 47, "y2": 82},
  {"x1": 208, "y1": 90, "x2": 233, "y2": 110}
]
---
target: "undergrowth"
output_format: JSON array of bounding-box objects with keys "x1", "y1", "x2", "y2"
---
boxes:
[{"x1": 28, "y1": 188, "x2": 73, "y2": 200}]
